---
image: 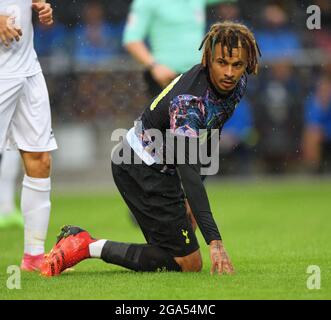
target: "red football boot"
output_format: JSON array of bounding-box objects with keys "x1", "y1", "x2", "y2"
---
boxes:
[{"x1": 40, "y1": 225, "x2": 96, "y2": 277}]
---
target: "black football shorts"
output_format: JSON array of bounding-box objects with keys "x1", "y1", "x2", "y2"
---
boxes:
[{"x1": 111, "y1": 141, "x2": 199, "y2": 257}]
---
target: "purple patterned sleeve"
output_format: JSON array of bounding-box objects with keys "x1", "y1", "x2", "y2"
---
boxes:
[{"x1": 169, "y1": 95, "x2": 205, "y2": 138}]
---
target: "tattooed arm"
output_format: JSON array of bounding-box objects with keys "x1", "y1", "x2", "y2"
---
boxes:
[{"x1": 209, "y1": 240, "x2": 234, "y2": 275}]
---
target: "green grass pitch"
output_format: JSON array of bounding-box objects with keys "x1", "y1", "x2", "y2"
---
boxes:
[{"x1": 0, "y1": 180, "x2": 330, "y2": 300}]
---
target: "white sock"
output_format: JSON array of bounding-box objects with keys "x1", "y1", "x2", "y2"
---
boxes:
[
  {"x1": 89, "y1": 240, "x2": 107, "y2": 258},
  {"x1": 0, "y1": 151, "x2": 21, "y2": 216},
  {"x1": 21, "y1": 175, "x2": 51, "y2": 256}
]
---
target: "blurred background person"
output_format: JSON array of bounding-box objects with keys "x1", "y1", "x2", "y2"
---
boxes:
[
  {"x1": 123, "y1": 0, "x2": 226, "y2": 99},
  {"x1": 219, "y1": 98, "x2": 254, "y2": 175},
  {"x1": 303, "y1": 74, "x2": 331, "y2": 173},
  {"x1": 34, "y1": 17, "x2": 67, "y2": 58},
  {"x1": 308, "y1": 0, "x2": 331, "y2": 56},
  {"x1": 73, "y1": 1, "x2": 125, "y2": 67},
  {"x1": 0, "y1": 150, "x2": 22, "y2": 228},
  {"x1": 255, "y1": 3, "x2": 302, "y2": 61},
  {"x1": 250, "y1": 60, "x2": 303, "y2": 174},
  {"x1": 34, "y1": 16, "x2": 71, "y2": 74},
  {"x1": 210, "y1": 0, "x2": 241, "y2": 24}
]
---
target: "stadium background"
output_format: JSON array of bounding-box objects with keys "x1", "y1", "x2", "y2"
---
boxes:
[
  {"x1": 30, "y1": 0, "x2": 331, "y2": 187},
  {"x1": 1, "y1": 0, "x2": 330, "y2": 300}
]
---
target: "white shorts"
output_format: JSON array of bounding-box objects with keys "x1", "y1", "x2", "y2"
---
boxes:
[{"x1": 0, "y1": 72, "x2": 57, "y2": 153}]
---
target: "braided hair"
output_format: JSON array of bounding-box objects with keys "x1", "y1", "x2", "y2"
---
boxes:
[{"x1": 199, "y1": 21, "x2": 261, "y2": 75}]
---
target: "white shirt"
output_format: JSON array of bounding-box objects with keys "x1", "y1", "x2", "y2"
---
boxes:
[
  {"x1": 126, "y1": 127, "x2": 156, "y2": 165},
  {"x1": 0, "y1": 0, "x2": 41, "y2": 79}
]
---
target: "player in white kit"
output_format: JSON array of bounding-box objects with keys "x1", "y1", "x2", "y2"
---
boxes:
[{"x1": 0, "y1": 0, "x2": 55, "y2": 271}]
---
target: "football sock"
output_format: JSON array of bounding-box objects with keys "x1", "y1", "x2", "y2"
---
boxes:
[
  {"x1": 100, "y1": 241, "x2": 182, "y2": 272},
  {"x1": 21, "y1": 175, "x2": 51, "y2": 255},
  {"x1": 0, "y1": 151, "x2": 20, "y2": 216},
  {"x1": 89, "y1": 239, "x2": 107, "y2": 258}
]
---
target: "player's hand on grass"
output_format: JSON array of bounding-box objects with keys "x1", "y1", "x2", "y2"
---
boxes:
[
  {"x1": 32, "y1": 1, "x2": 53, "y2": 26},
  {"x1": 151, "y1": 64, "x2": 177, "y2": 88},
  {"x1": 0, "y1": 15, "x2": 22, "y2": 47},
  {"x1": 209, "y1": 240, "x2": 234, "y2": 275}
]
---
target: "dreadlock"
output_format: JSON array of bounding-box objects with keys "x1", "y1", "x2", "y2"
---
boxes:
[{"x1": 199, "y1": 21, "x2": 261, "y2": 75}]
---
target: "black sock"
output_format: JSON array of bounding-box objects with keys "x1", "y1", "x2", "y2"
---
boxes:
[{"x1": 101, "y1": 241, "x2": 182, "y2": 272}]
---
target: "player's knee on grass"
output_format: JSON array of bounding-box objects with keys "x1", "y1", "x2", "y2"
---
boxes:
[
  {"x1": 138, "y1": 245, "x2": 182, "y2": 272},
  {"x1": 175, "y1": 250, "x2": 202, "y2": 272},
  {"x1": 20, "y1": 151, "x2": 51, "y2": 178}
]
